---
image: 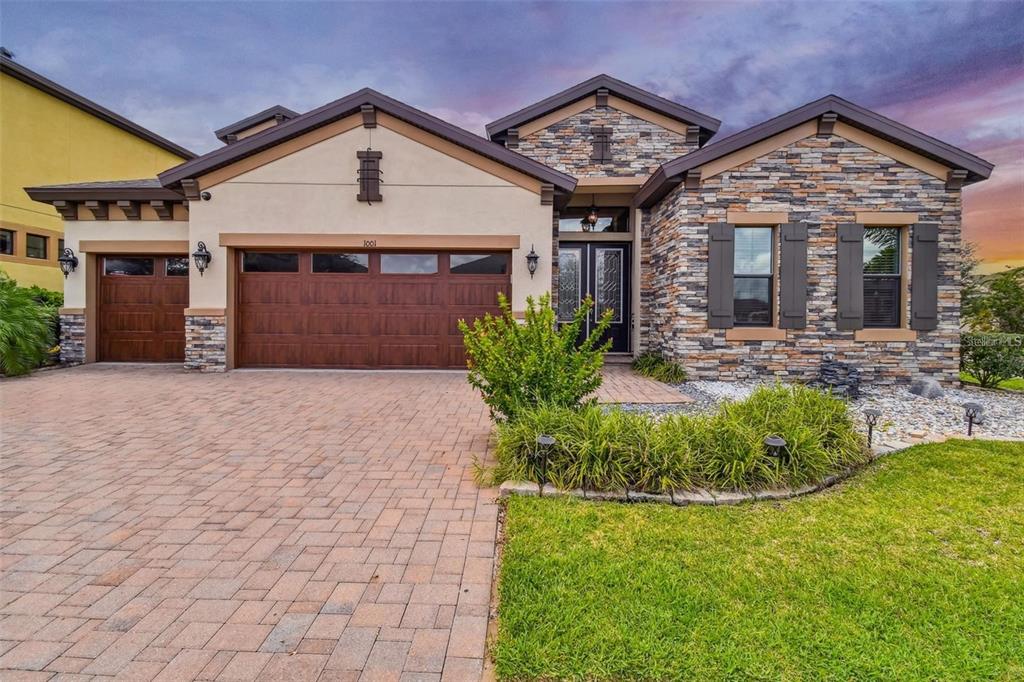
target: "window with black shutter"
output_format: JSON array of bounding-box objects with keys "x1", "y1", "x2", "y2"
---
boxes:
[
  {"x1": 591, "y1": 126, "x2": 612, "y2": 163},
  {"x1": 863, "y1": 227, "x2": 901, "y2": 327},
  {"x1": 733, "y1": 227, "x2": 774, "y2": 327}
]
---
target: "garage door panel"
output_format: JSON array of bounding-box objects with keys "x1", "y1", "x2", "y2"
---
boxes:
[
  {"x1": 449, "y1": 281, "x2": 506, "y2": 307},
  {"x1": 238, "y1": 341, "x2": 304, "y2": 367},
  {"x1": 305, "y1": 342, "x2": 375, "y2": 367},
  {"x1": 240, "y1": 310, "x2": 305, "y2": 335},
  {"x1": 306, "y1": 280, "x2": 374, "y2": 305},
  {"x1": 378, "y1": 343, "x2": 443, "y2": 368},
  {"x1": 100, "y1": 311, "x2": 157, "y2": 333},
  {"x1": 307, "y1": 312, "x2": 373, "y2": 336},
  {"x1": 379, "y1": 312, "x2": 443, "y2": 336},
  {"x1": 377, "y1": 281, "x2": 442, "y2": 306},
  {"x1": 238, "y1": 278, "x2": 303, "y2": 305},
  {"x1": 98, "y1": 256, "x2": 187, "y2": 363}
]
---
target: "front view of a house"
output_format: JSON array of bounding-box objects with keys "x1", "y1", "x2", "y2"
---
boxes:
[{"x1": 27, "y1": 75, "x2": 992, "y2": 384}]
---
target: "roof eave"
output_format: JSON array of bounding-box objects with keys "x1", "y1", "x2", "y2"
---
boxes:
[{"x1": 25, "y1": 185, "x2": 185, "y2": 203}]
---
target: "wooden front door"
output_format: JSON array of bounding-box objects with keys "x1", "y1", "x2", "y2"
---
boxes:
[
  {"x1": 236, "y1": 250, "x2": 510, "y2": 368},
  {"x1": 98, "y1": 255, "x2": 189, "y2": 362},
  {"x1": 557, "y1": 242, "x2": 631, "y2": 352}
]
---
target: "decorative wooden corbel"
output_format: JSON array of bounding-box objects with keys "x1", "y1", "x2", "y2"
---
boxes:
[
  {"x1": 180, "y1": 179, "x2": 201, "y2": 201},
  {"x1": 361, "y1": 104, "x2": 377, "y2": 128},
  {"x1": 505, "y1": 128, "x2": 519, "y2": 149},
  {"x1": 84, "y1": 200, "x2": 108, "y2": 220},
  {"x1": 684, "y1": 169, "x2": 701, "y2": 190},
  {"x1": 686, "y1": 125, "x2": 701, "y2": 145},
  {"x1": 117, "y1": 200, "x2": 141, "y2": 220},
  {"x1": 150, "y1": 200, "x2": 174, "y2": 220},
  {"x1": 540, "y1": 183, "x2": 555, "y2": 206},
  {"x1": 53, "y1": 200, "x2": 78, "y2": 221},
  {"x1": 225, "y1": 133, "x2": 238, "y2": 144},
  {"x1": 817, "y1": 113, "x2": 838, "y2": 137},
  {"x1": 595, "y1": 88, "x2": 609, "y2": 108},
  {"x1": 945, "y1": 169, "x2": 968, "y2": 191}
]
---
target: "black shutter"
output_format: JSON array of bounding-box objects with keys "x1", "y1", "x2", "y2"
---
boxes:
[
  {"x1": 911, "y1": 223, "x2": 939, "y2": 330},
  {"x1": 708, "y1": 223, "x2": 735, "y2": 328},
  {"x1": 836, "y1": 223, "x2": 864, "y2": 330},
  {"x1": 357, "y1": 150, "x2": 382, "y2": 203},
  {"x1": 779, "y1": 222, "x2": 808, "y2": 329},
  {"x1": 591, "y1": 127, "x2": 611, "y2": 163}
]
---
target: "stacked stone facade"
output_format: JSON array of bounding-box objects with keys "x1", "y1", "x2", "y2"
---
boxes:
[
  {"x1": 184, "y1": 315, "x2": 227, "y2": 372},
  {"x1": 643, "y1": 135, "x2": 962, "y2": 385},
  {"x1": 59, "y1": 313, "x2": 86, "y2": 365},
  {"x1": 516, "y1": 106, "x2": 696, "y2": 177}
]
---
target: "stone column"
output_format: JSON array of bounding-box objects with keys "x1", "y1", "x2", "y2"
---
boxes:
[
  {"x1": 184, "y1": 314, "x2": 227, "y2": 372},
  {"x1": 58, "y1": 312, "x2": 86, "y2": 365}
]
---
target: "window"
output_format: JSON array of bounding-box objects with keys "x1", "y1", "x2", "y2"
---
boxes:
[
  {"x1": 0, "y1": 229, "x2": 12, "y2": 255},
  {"x1": 380, "y1": 254, "x2": 437, "y2": 274},
  {"x1": 450, "y1": 254, "x2": 507, "y2": 275},
  {"x1": 105, "y1": 257, "x2": 154, "y2": 276},
  {"x1": 733, "y1": 227, "x2": 773, "y2": 327},
  {"x1": 166, "y1": 257, "x2": 189, "y2": 276},
  {"x1": 26, "y1": 234, "x2": 47, "y2": 259},
  {"x1": 58, "y1": 239, "x2": 65, "y2": 255},
  {"x1": 557, "y1": 249, "x2": 582, "y2": 322},
  {"x1": 312, "y1": 253, "x2": 369, "y2": 273},
  {"x1": 242, "y1": 252, "x2": 299, "y2": 272},
  {"x1": 557, "y1": 207, "x2": 629, "y2": 233},
  {"x1": 863, "y1": 227, "x2": 901, "y2": 327}
]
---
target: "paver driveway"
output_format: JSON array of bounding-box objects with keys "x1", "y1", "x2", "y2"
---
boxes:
[{"x1": 0, "y1": 365, "x2": 498, "y2": 681}]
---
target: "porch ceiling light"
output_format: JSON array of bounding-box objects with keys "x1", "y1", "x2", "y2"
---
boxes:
[
  {"x1": 57, "y1": 247, "x2": 79, "y2": 278},
  {"x1": 582, "y1": 195, "x2": 599, "y2": 231},
  {"x1": 192, "y1": 241, "x2": 212, "y2": 276},
  {"x1": 526, "y1": 244, "x2": 539, "y2": 278}
]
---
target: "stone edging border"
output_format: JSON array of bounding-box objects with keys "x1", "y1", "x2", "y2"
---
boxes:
[{"x1": 497, "y1": 437, "x2": 932, "y2": 506}]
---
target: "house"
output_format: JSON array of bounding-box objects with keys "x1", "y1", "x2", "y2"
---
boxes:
[
  {"x1": 1, "y1": 54, "x2": 194, "y2": 290},
  {"x1": 25, "y1": 75, "x2": 992, "y2": 384}
]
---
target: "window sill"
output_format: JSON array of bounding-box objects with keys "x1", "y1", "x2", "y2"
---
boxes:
[
  {"x1": 725, "y1": 327, "x2": 787, "y2": 341},
  {"x1": 854, "y1": 329, "x2": 917, "y2": 342}
]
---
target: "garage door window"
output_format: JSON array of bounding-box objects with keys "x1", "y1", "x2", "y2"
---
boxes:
[
  {"x1": 381, "y1": 254, "x2": 437, "y2": 274},
  {"x1": 312, "y1": 253, "x2": 369, "y2": 273},
  {"x1": 450, "y1": 254, "x2": 508, "y2": 275},
  {"x1": 105, "y1": 257, "x2": 154, "y2": 276},
  {"x1": 166, "y1": 257, "x2": 189, "y2": 276},
  {"x1": 243, "y1": 252, "x2": 299, "y2": 272}
]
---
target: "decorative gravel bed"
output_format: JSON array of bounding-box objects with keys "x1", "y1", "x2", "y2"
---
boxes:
[{"x1": 616, "y1": 380, "x2": 1024, "y2": 443}]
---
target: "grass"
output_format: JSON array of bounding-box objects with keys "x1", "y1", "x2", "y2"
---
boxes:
[
  {"x1": 496, "y1": 439, "x2": 1024, "y2": 680},
  {"x1": 960, "y1": 371, "x2": 1024, "y2": 391}
]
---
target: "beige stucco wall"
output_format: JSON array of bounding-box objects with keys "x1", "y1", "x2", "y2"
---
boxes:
[
  {"x1": 187, "y1": 122, "x2": 553, "y2": 310},
  {"x1": 61, "y1": 220, "x2": 189, "y2": 307}
]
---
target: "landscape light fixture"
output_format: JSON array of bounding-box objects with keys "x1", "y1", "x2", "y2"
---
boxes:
[
  {"x1": 534, "y1": 434, "x2": 555, "y2": 490},
  {"x1": 863, "y1": 408, "x2": 882, "y2": 448},
  {"x1": 764, "y1": 435, "x2": 787, "y2": 463},
  {"x1": 526, "y1": 245, "x2": 539, "y2": 278},
  {"x1": 191, "y1": 241, "x2": 212, "y2": 276},
  {"x1": 57, "y1": 248, "x2": 79, "y2": 278},
  {"x1": 963, "y1": 402, "x2": 983, "y2": 436}
]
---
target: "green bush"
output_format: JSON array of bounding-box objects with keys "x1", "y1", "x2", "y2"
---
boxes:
[
  {"x1": 632, "y1": 351, "x2": 687, "y2": 383},
  {"x1": 459, "y1": 292, "x2": 612, "y2": 422},
  {"x1": 0, "y1": 272, "x2": 57, "y2": 376},
  {"x1": 961, "y1": 332, "x2": 1024, "y2": 388},
  {"x1": 491, "y1": 384, "x2": 868, "y2": 492}
]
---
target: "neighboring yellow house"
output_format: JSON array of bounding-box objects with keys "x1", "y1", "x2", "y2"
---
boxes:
[{"x1": 0, "y1": 54, "x2": 193, "y2": 290}]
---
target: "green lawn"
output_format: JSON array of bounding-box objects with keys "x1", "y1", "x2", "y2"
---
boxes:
[
  {"x1": 960, "y1": 371, "x2": 1024, "y2": 391},
  {"x1": 496, "y1": 439, "x2": 1024, "y2": 680}
]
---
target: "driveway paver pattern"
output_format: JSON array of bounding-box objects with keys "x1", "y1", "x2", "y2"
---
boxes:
[{"x1": 1, "y1": 365, "x2": 498, "y2": 681}]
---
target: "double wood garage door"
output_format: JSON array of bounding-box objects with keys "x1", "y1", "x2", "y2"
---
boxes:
[{"x1": 237, "y1": 250, "x2": 510, "y2": 368}]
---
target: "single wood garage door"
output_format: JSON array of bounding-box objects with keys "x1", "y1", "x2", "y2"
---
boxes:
[
  {"x1": 237, "y1": 250, "x2": 510, "y2": 368},
  {"x1": 98, "y1": 255, "x2": 189, "y2": 362}
]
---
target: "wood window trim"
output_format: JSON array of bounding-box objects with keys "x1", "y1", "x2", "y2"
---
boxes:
[{"x1": 854, "y1": 328, "x2": 918, "y2": 342}]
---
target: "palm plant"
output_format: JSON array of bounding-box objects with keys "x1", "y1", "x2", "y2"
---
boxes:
[{"x1": 0, "y1": 273, "x2": 56, "y2": 376}]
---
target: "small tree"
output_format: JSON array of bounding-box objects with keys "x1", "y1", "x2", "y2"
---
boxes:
[
  {"x1": 985, "y1": 267, "x2": 1024, "y2": 334},
  {"x1": 961, "y1": 332, "x2": 1024, "y2": 388},
  {"x1": 459, "y1": 292, "x2": 612, "y2": 422}
]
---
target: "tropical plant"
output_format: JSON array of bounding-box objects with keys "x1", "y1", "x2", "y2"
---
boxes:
[
  {"x1": 0, "y1": 272, "x2": 57, "y2": 376},
  {"x1": 632, "y1": 351, "x2": 687, "y2": 383},
  {"x1": 459, "y1": 292, "x2": 612, "y2": 422},
  {"x1": 960, "y1": 332, "x2": 1024, "y2": 388}
]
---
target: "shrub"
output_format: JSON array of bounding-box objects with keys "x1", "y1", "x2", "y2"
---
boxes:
[
  {"x1": 460, "y1": 292, "x2": 611, "y2": 422},
  {"x1": 961, "y1": 332, "x2": 1024, "y2": 388},
  {"x1": 0, "y1": 272, "x2": 57, "y2": 376},
  {"x1": 632, "y1": 351, "x2": 687, "y2": 383},
  {"x1": 491, "y1": 384, "x2": 867, "y2": 492}
]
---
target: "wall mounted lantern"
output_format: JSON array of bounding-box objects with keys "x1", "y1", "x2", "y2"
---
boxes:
[
  {"x1": 863, "y1": 408, "x2": 881, "y2": 448},
  {"x1": 963, "y1": 402, "x2": 983, "y2": 436},
  {"x1": 764, "y1": 435, "x2": 788, "y2": 463},
  {"x1": 526, "y1": 245, "x2": 539, "y2": 278},
  {"x1": 192, "y1": 241, "x2": 212, "y2": 276},
  {"x1": 57, "y1": 248, "x2": 79, "y2": 278}
]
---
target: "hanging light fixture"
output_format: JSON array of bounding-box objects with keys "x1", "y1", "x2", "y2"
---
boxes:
[
  {"x1": 191, "y1": 241, "x2": 212, "y2": 276},
  {"x1": 525, "y1": 244, "x2": 539, "y2": 278},
  {"x1": 57, "y1": 248, "x2": 79, "y2": 278},
  {"x1": 581, "y1": 194, "x2": 599, "y2": 232}
]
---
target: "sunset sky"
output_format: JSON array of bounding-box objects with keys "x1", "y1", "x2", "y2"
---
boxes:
[{"x1": 2, "y1": 1, "x2": 1020, "y2": 270}]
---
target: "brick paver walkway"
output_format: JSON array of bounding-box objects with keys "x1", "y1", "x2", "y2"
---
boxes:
[
  {"x1": 1, "y1": 365, "x2": 497, "y2": 681},
  {"x1": 595, "y1": 365, "x2": 693, "y2": 404}
]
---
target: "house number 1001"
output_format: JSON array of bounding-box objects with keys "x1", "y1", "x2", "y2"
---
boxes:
[{"x1": 363, "y1": 239, "x2": 377, "y2": 247}]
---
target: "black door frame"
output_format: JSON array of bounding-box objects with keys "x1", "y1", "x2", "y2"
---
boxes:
[{"x1": 558, "y1": 241, "x2": 631, "y2": 353}]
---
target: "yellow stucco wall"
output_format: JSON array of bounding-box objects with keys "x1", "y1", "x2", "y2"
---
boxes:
[{"x1": 0, "y1": 71, "x2": 187, "y2": 289}]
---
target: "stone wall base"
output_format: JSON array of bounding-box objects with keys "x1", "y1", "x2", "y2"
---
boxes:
[
  {"x1": 59, "y1": 313, "x2": 86, "y2": 366},
  {"x1": 185, "y1": 315, "x2": 227, "y2": 372}
]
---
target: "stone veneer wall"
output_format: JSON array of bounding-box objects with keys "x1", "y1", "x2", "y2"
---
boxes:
[
  {"x1": 184, "y1": 315, "x2": 227, "y2": 372},
  {"x1": 643, "y1": 135, "x2": 962, "y2": 385},
  {"x1": 516, "y1": 106, "x2": 696, "y2": 177},
  {"x1": 59, "y1": 313, "x2": 86, "y2": 365}
]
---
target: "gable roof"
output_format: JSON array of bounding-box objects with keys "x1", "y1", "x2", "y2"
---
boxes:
[
  {"x1": 160, "y1": 88, "x2": 577, "y2": 194},
  {"x1": 25, "y1": 178, "x2": 182, "y2": 203},
  {"x1": 485, "y1": 74, "x2": 721, "y2": 143},
  {"x1": 214, "y1": 104, "x2": 300, "y2": 143},
  {"x1": 635, "y1": 94, "x2": 994, "y2": 208},
  {"x1": 1, "y1": 55, "x2": 195, "y2": 160}
]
